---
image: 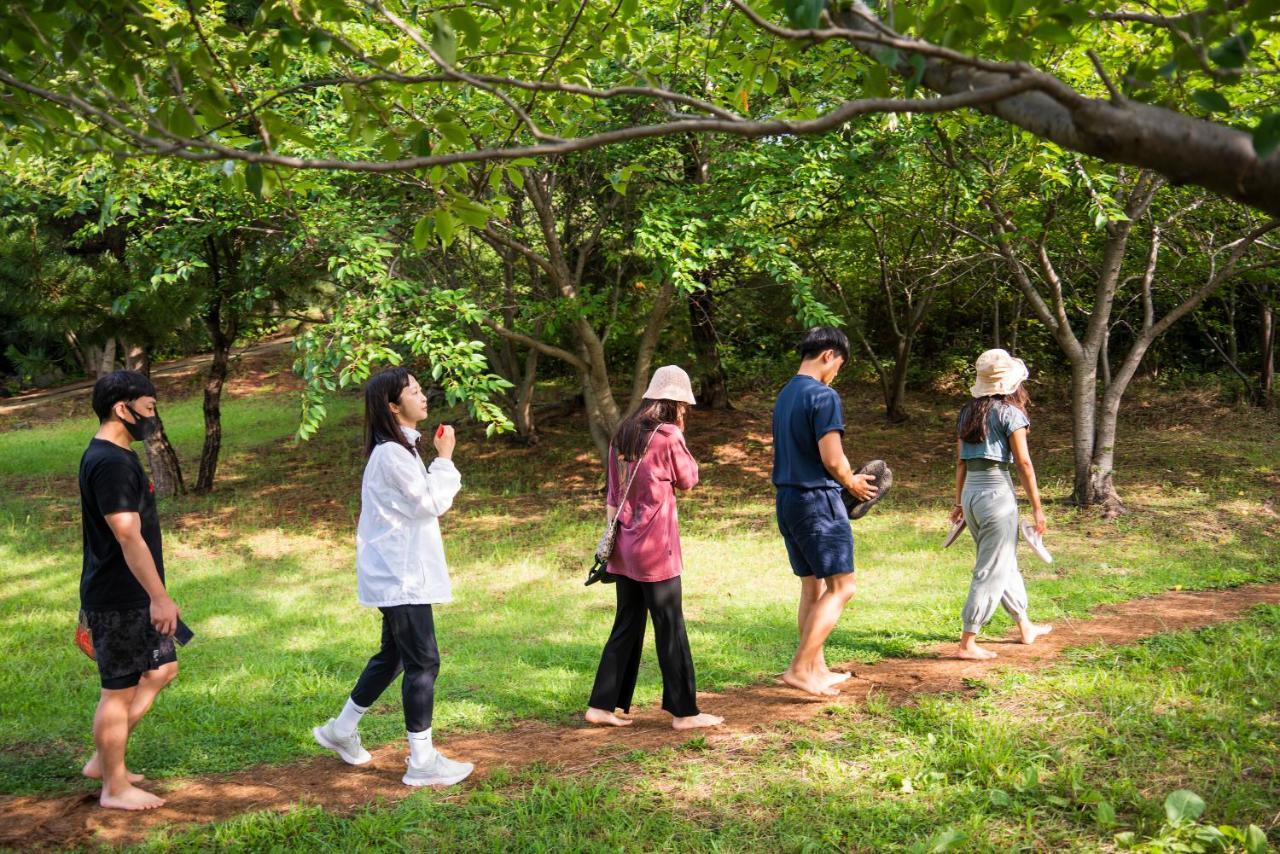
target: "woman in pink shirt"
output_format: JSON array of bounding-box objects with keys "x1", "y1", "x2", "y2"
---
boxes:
[{"x1": 585, "y1": 366, "x2": 725, "y2": 731}]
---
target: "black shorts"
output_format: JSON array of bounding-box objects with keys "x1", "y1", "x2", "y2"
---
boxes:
[{"x1": 84, "y1": 608, "x2": 177, "y2": 690}]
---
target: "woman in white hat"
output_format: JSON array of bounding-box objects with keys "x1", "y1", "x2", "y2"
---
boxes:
[
  {"x1": 584, "y1": 366, "x2": 724, "y2": 730},
  {"x1": 950, "y1": 349, "x2": 1053, "y2": 660}
]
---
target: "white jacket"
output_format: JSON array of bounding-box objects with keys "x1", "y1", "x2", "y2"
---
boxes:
[{"x1": 356, "y1": 427, "x2": 461, "y2": 607}]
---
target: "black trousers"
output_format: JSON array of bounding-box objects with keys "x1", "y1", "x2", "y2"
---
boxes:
[
  {"x1": 350, "y1": 604, "x2": 440, "y2": 733},
  {"x1": 588, "y1": 574, "x2": 699, "y2": 718}
]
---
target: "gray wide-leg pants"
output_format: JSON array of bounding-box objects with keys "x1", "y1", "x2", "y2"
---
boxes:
[{"x1": 960, "y1": 462, "x2": 1028, "y2": 634}]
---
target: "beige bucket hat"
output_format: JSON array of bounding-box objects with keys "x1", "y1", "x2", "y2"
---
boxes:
[
  {"x1": 643, "y1": 365, "x2": 697, "y2": 405},
  {"x1": 970, "y1": 349, "x2": 1029, "y2": 398}
]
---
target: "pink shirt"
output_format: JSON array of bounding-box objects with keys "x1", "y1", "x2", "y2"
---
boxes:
[{"x1": 606, "y1": 424, "x2": 699, "y2": 583}]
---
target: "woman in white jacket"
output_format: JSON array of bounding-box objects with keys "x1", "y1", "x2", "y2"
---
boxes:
[{"x1": 312, "y1": 367, "x2": 473, "y2": 787}]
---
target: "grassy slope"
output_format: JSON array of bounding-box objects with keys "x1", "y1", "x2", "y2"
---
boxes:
[
  {"x1": 137, "y1": 606, "x2": 1280, "y2": 852},
  {"x1": 0, "y1": 372, "x2": 1277, "y2": 798}
]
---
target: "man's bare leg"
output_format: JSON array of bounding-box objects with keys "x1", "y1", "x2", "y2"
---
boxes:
[
  {"x1": 84, "y1": 662, "x2": 178, "y2": 783},
  {"x1": 783, "y1": 574, "x2": 857, "y2": 696},
  {"x1": 93, "y1": 685, "x2": 165, "y2": 810},
  {"x1": 796, "y1": 577, "x2": 849, "y2": 686}
]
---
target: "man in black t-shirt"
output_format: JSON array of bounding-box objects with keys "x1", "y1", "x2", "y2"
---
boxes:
[{"x1": 78, "y1": 370, "x2": 181, "y2": 811}]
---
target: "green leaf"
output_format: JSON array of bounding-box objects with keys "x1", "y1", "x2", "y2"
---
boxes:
[
  {"x1": 411, "y1": 126, "x2": 433, "y2": 157},
  {"x1": 413, "y1": 215, "x2": 433, "y2": 250},
  {"x1": 438, "y1": 121, "x2": 469, "y2": 147},
  {"x1": 1251, "y1": 113, "x2": 1280, "y2": 158},
  {"x1": 168, "y1": 104, "x2": 199, "y2": 138},
  {"x1": 923, "y1": 828, "x2": 967, "y2": 852},
  {"x1": 987, "y1": 789, "x2": 1011, "y2": 807},
  {"x1": 987, "y1": 0, "x2": 1015, "y2": 21},
  {"x1": 1164, "y1": 790, "x2": 1206, "y2": 823},
  {"x1": 435, "y1": 209, "x2": 457, "y2": 246},
  {"x1": 244, "y1": 162, "x2": 263, "y2": 199},
  {"x1": 1244, "y1": 825, "x2": 1269, "y2": 854},
  {"x1": 1208, "y1": 31, "x2": 1255, "y2": 68},
  {"x1": 1029, "y1": 21, "x2": 1074, "y2": 43},
  {"x1": 453, "y1": 199, "x2": 490, "y2": 228},
  {"x1": 308, "y1": 31, "x2": 332, "y2": 55},
  {"x1": 1096, "y1": 801, "x2": 1116, "y2": 827},
  {"x1": 1191, "y1": 89, "x2": 1231, "y2": 113},
  {"x1": 783, "y1": 0, "x2": 824, "y2": 30},
  {"x1": 449, "y1": 8, "x2": 481, "y2": 46},
  {"x1": 762, "y1": 67, "x2": 779, "y2": 95},
  {"x1": 1246, "y1": 0, "x2": 1280, "y2": 20},
  {"x1": 904, "y1": 54, "x2": 927, "y2": 97},
  {"x1": 431, "y1": 12, "x2": 457, "y2": 66}
]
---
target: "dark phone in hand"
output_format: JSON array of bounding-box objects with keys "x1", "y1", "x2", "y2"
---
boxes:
[{"x1": 174, "y1": 619, "x2": 194, "y2": 646}]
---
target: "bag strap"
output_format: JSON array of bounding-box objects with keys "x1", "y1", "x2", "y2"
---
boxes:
[{"x1": 606, "y1": 427, "x2": 659, "y2": 534}]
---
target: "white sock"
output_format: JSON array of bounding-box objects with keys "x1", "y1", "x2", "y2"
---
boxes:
[
  {"x1": 407, "y1": 728, "x2": 435, "y2": 765},
  {"x1": 333, "y1": 698, "x2": 367, "y2": 737}
]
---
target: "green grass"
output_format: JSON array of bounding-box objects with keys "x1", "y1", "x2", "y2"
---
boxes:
[
  {"x1": 135, "y1": 606, "x2": 1280, "y2": 852},
  {"x1": 0, "y1": 379, "x2": 1277, "y2": 801}
]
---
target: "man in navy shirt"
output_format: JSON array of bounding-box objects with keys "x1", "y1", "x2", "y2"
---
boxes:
[{"x1": 772, "y1": 327, "x2": 877, "y2": 697}]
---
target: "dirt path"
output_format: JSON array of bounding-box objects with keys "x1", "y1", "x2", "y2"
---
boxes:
[
  {"x1": 0, "y1": 338, "x2": 294, "y2": 416},
  {"x1": 4, "y1": 582, "x2": 1279, "y2": 851}
]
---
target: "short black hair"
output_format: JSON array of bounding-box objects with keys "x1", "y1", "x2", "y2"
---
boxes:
[
  {"x1": 798, "y1": 326, "x2": 850, "y2": 362},
  {"x1": 92, "y1": 370, "x2": 157, "y2": 422}
]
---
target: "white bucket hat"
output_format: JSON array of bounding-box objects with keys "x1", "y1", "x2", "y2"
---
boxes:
[
  {"x1": 643, "y1": 365, "x2": 697, "y2": 405},
  {"x1": 970, "y1": 349, "x2": 1029, "y2": 398}
]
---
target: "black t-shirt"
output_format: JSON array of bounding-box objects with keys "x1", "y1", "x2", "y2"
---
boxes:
[{"x1": 79, "y1": 438, "x2": 165, "y2": 611}]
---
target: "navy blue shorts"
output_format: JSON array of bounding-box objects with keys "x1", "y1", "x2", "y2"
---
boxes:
[{"x1": 776, "y1": 487, "x2": 855, "y2": 579}]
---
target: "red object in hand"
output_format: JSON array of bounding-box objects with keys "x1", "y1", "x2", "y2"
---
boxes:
[{"x1": 436, "y1": 425, "x2": 446, "y2": 439}]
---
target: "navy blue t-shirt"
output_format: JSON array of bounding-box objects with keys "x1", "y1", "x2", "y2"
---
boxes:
[{"x1": 772, "y1": 375, "x2": 844, "y2": 489}]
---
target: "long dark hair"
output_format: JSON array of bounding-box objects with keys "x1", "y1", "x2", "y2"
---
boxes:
[
  {"x1": 957, "y1": 385, "x2": 1030, "y2": 444},
  {"x1": 364, "y1": 366, "x2": 418, "y2": 458},
  {"x1": 613, "y1": 398, "x2": 685, "y2": 463}
]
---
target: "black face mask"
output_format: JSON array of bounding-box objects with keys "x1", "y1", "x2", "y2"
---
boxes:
[{"x1": 122, "y1": 405, "x2": 159, "y2": 441}]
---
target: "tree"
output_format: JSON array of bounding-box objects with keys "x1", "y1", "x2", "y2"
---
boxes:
[
  {"x1": 976, "y1": 152, "x2": 1278, "y2": 511},
  {"x1": 2, "y1": 0, "x2": 1277, "y2": 215}
]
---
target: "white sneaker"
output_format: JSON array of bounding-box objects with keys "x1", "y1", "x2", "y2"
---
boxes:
[
  {"x1": 402, "y1": 750, "x2": 474, "y2": 787},
  {"x1": 313, "y1": 719, "x2": 373, "y2": 765}
]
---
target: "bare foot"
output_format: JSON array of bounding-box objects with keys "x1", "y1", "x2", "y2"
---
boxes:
[
  {"x1": 957, "y1": 643, "x2": 998, "y2": 660},
  {"x1": 584, "y1": 707, "x2": 634, "y2": 727},
  {"x1": 83, "y1": 754, "x2": 144, "y2": 784},
  {"x1": 99, "y1": 784, "x2": 165, "y2": 811},
  {"x1": 782, "y1": 669, "x2": 840, "y2": 697},
  {"x1": 823, "y1": 670, "x2": 851, "y2": 686},
  {"x1": 1018, "y1": 622, "x2": 1054, "y2": 645},
  {"x1": 672, "y1": 712, "x2": 724, "y2": 730}
]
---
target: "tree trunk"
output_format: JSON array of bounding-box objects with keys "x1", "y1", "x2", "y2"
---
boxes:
[
  {"x1": 629, "y1": 280, "x2": 677, "y2": 412},
  {"x1": 884, "y1": 337, "x2": 911, "y2": 423},
  {"x1": 512, "y1": 341, "x2": 540, "y2": 444},
  {"x1": 98, "y1": 338, "x2": 117, "y2": 377},
  {"x1": 123, "y1": 340, "x2": 149, "y2": 374},
  {"x1": 687, "y1": 281, "x2": 732, "y2": 409},
  {"x1": 992, "y1": 295, "x2": 1001, "y2": 349},
  {"x1": 121, "y1": 342, "x2": 185, "y2": 497},
  {"x1": 195, "y1": 327, "x2": 231, "y2": 493},
  {"x1": 144, "y1": 416, "x2": 185, "y2": 498},
  {"x1": 1069, "y1": 359, "x2": 1101, "y2": 507},
  {"x1": 1259, "y1": 285, "x2": 1274, "y2": 409},
  {"x1": 1088, "y1": 391, "x2": 1124, "y2": 517}
]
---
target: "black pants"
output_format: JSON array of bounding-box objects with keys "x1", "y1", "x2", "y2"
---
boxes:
[
  {"x1": 350, "y1": 604, "x2": 440, "y2": 733},
  {"x1": 588, "y1": 575, "x2": 699, "y2": 718}
]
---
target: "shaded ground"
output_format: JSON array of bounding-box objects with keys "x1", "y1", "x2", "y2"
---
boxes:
[
  {"x1": 0, "y1": 337, "x2": 298, "y2": 424},
  {"x1": 3, "y1": 581, "x2": 1278, "y2": 851}
]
